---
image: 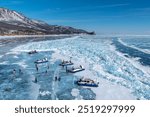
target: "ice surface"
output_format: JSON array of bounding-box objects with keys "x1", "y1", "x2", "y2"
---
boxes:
[
  {"x1": 10, "y1": 36, "x2": 150, "y2": 100},
  {"x1": 118, "y1": 38, "x2": 150, "y2": 54},
  {"x1": 1, "y1": 35, "x2": 150, "y2": 100}
]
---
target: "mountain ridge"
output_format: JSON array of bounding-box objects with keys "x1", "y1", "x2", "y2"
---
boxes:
[{"x1": 0, "y1": 8, "x2": 95, "y2": 35}]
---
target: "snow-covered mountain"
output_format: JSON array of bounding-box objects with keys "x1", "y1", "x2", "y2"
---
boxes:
[
  {"x1": 0, "y1": 8, "x2": 28, "y2": 22},
  {"x1": 0, "y1": 8, "x2": 47, "y2": 29},
  {"x1": 0, "y1": 8, "x2": 94, "y2": 35}
]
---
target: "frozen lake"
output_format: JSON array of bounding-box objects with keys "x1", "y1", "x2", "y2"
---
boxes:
[{"x1": 0, "y1": 35, "x2": 150, "y2": 100}]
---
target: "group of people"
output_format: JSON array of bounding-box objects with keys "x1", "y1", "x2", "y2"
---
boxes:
[
  {"x1": 33, "y1": 64, "x2": 50, "y2": 84},
  {"x1": 12, "y1": 68, "x2": 23, "y2": 77},
  {"x1": 55, "y1": 76, "x2": 61, "y2": 81},
  {"x1": 62, "y1": 60, "x2": 72, "y2": 64}
]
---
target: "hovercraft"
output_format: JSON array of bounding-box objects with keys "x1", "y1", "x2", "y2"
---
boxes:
[
  {"x1": 34, "y1": 58, "x2": 48, "y2": 64},
  {"x1": 67, "y1": 65, "x2": 85, "y2": 73},
  {"x1": 75, "y1": 78, "x2": 99, "y2": 87},
  {"x1": 28, "y1": 50, "x2": 37, "y2": 54},
  {"x1": 59, "y1": 60, "x2": 73, "y2": 66}
]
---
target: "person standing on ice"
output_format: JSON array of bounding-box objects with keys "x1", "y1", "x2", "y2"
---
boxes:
[
  {"x1": 35, "y1": 64, "x2": 38, "y2": 72},
  {"x1": 47, "y1": 64, "x2": 50, "y2": 69},
  {"x1": 55, "y1": 76, "x2": 57, "y2": 81},
  {"x1": 69, "y1": 57, "x2": 72, "y2": 63},
  {"x1": 45, "y1": 70, "x2": 48, "y2": 75},
  {"x1": 58, "y1": 77, "x2": 61, "y2": 81},
  {"x1": 13, "y1": 69, "x2": 16, "y2": 77},
  {"x1": 19, "y1": 69, "x2": 22, "y2": 74},
  {"x1": 34, "y1": 77, "x2": 37, "y2": 83}
]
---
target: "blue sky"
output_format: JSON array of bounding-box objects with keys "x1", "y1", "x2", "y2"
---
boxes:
[{"x1": 0, "y1": 0, "x2": 150, "y2": 34}]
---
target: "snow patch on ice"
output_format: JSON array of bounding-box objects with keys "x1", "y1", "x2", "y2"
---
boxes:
[
  {"x1": 0, "y1": 61, "x2": 9, "y2": 64},
  {"x1": 71, "y1": 88, "x2": 83, "y2": 100},
  {"x1": 13, "y1": 61, "x2": 28, "y2": 68},
  {"x1": 39, "y1": 91, "x2": 51, "y2": 96},
  {"x1": 0, "y1": 55, "x2": 3, "y2": 58}
]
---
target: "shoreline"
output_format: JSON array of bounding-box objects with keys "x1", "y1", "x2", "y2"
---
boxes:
[
  {"x1": 0, "y1": 34, "x2": 79, "y2": 45},
  {"x1": 0, "y1": 34, "x2": 80, "y2": 39}
]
